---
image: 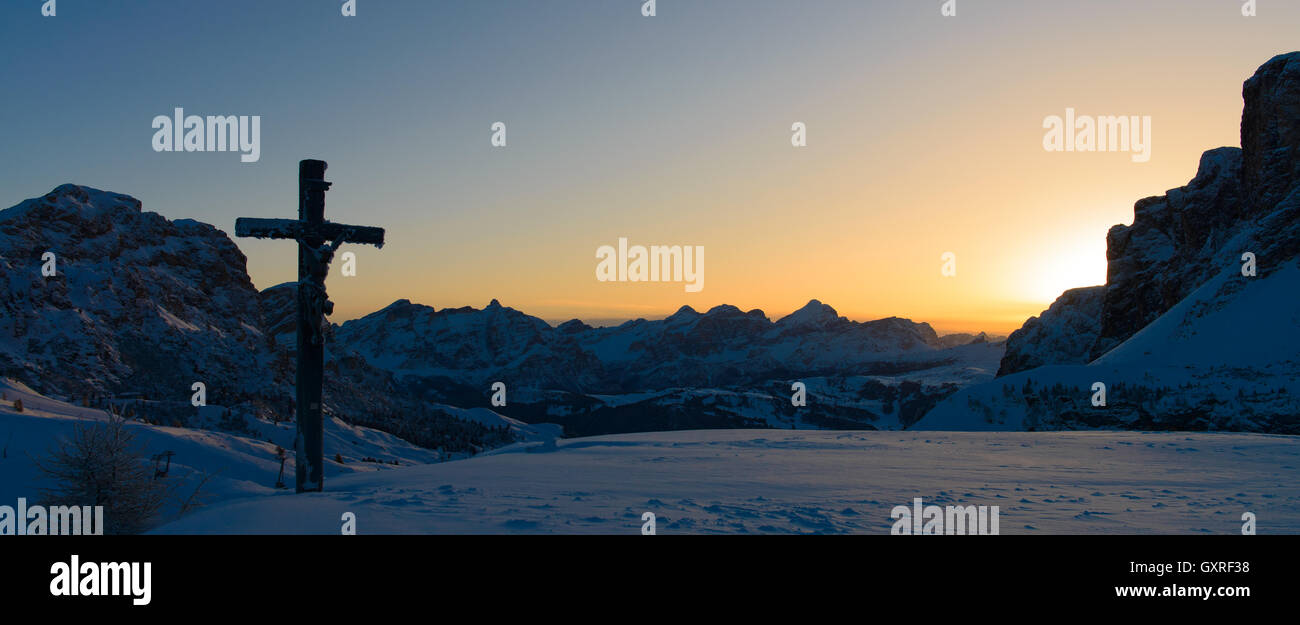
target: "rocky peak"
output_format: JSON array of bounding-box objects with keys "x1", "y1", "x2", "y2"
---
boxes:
[
  {"x1": 1092, "y1": 144, "x2": 1246, "y2": 358},
  {"x1": 1241, "y1": 51, "x2": 1300, "y2": 214},
  {"x1": 666, "y1": 304, "x2": 700, "y2": 320},
  {"x1": 777, "y1": 299, "x2": 841, "y2": 328},
  {"x1": 0, "y1": 185, "x2": 270, "y2": 403},
  {"x1": 555, "y1": 318, "x2": 593, "y2": 334},
  {"x1": 1091, "y1": 54, "x2": 1300, "y2": 359}
]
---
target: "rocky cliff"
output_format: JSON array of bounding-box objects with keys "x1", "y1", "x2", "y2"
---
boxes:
[
  {"x1": 998, "y1": 52, "x2": 1300, "y2": 375},
  {"x1": 937, "y1": 53, "x2": 1300, "y2": 433}
]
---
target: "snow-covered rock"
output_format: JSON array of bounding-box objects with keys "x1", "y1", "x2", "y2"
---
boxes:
[
  {"x1": 997, "y1": 286, "x2": 1104, "y2": 376},
  {"x1": 1095, "y1": 53, "x2": 1300, "y2": 359},
  {"x1": 0, "y1": 185, "x2": 276, "y2": 406},
  {"x1": 1094, "y1": 147, "x2": 1246, "y2": 359}
]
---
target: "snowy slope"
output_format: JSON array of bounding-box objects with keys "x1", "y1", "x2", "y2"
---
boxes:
[
  {"x1": 425, "y1": 404, "x2": 563, "y2": 442},
  {"x1": 1094, "y1": 260, "x2": 1300, "y2": 368},
  {"x1": 9, "y1": 377, "x2": 1291, "y2": 535},
  {"x1": 918, "y1": 260, "x2": 1300, "y2": 432},
  {"x1": 0, "y1": 378, "x2": 446, "y2": 526},
  {"x1": 997, "y1": 286, "x2": 1104, "y2": 376}
]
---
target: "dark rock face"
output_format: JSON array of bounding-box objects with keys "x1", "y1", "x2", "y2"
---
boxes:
[
  {"x1": 258, "y1": 282, "x2": 299, "y2": 344},
  {"x1": 1091, "y1": 147, "x2": 1245, "y2": 358},
  {"x1": 1000, "y1": 52, "x2": 1300, "y2": 371},
  {"x1": 998, "y1": 145, "x2": 1244, "y2": 373},
  {"x1": 1093, "y1": 52, "x2": 1300, "y2": 359},
  {"x1": 1241, "y1": 53, "x2": 1300, "y2": 216},
  {"x1": 996, "y1": 286, "x2": 1104, "y2": 376}
]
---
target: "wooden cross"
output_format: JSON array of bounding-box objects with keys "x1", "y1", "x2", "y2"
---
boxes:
[{"x1": 235, "y1": 159, "x2": 384, "y2": 493}]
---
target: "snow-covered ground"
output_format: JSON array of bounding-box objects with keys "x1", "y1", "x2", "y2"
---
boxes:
[
  {"x1": 155, "y1": 429, "x2": 1299, "y2": 535},
  {"x1": 5, "y1": 377, "x2": 1296, "y2": 535},
  {"x1": 0, "y1": 378, "x2": 445, "y2": 523}
]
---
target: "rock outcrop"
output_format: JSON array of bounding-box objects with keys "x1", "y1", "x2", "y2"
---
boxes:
[
  {"x1": 998, "y1": 52, "x2": 1300, "y2": 373},
  {"x1": 996, "y1": 286, "x2": 1104, "y2": 376},
  {"x1": 942, "y1": 53, "x2": 1300, "y2": 433},
  {"x1": 0, "y1": 184, "x2": 276, "y2": 405}
]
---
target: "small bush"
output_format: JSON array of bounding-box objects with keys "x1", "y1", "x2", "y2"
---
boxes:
[{"x1": 34, "y1": 416, "x2": 168, "y2": 534}]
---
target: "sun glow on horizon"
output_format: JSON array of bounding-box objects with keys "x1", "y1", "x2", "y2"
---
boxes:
[{"x1": 1022, "y1": 236, "x2": 1109, "y2": 305}]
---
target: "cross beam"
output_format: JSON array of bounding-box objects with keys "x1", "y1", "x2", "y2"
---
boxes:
[
  {"x1": 235, "y1": 159, "x2": 384, "y2": 493},
  {"x1": 235, "y1": 218, "x2": 386, "y2": 247}
]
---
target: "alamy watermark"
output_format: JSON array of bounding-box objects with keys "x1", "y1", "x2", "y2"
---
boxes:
[
  {"x1": 596, "y1": 238, "x2": 704, "y2": 292},
  {"x1": 1, "y1": 498, "x2": 104, "y2": 535},
  {"x1": 152, "y1": 107, "x2": 261, "y2": 163},
  {"x1": 890, "y1": 497, "x2": 999, "y2": 535},
  {"x1": 50, "y1": 555, "x2": 150, "y2": 606},
  {"x1": 1043, "y1": 108, "x2": 1151, "y2": 163}
]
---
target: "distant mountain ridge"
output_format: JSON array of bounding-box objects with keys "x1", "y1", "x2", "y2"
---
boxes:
[
  {"x1": 0, "y1": 185, "x2": 1000, "y2": 442},
  {"x1": 334, "y1": 296, "x2": 965, "y2": 396}
]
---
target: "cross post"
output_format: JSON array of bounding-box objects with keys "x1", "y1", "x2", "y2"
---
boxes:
[{"x1": 235, "y1": 159, "x2": 384, "y2": 492}]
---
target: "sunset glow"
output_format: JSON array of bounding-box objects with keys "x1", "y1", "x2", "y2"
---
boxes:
[{"x1": 1, "y1": 1, "x2": 1293, "y2": 335}]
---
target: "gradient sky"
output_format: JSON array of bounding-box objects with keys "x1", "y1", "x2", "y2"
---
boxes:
[{"x1": 2, "y1": 0, "x2": 1297, "y2": 333}]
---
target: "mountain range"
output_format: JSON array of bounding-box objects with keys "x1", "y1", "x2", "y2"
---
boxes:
[
  {"x1": 0, "y1": 187, "x2": 1000, "y2": 445},
  {"x1": 4, "y1": 53, "x2": 1299, "y2": 446}
]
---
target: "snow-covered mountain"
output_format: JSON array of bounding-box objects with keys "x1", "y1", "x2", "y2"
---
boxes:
[
  {"x1": 332, "y1": 297, "x2": 1001, "y2": 434},
  {"x1": 0, "y1": 187, "x2": 560, "y2": 453},
  {"x1": 336, "y1": 296, "x2": 968, "y2": 394},
  {"x1": 921, "y1": 52, "x2": 1300, "y2": 433},
  {"x1": 0, "y1": 185, "x2": 276, "y2": 405},
  {"x1": 333, "y1": 298, "x2": 603, "y2": 394}
]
